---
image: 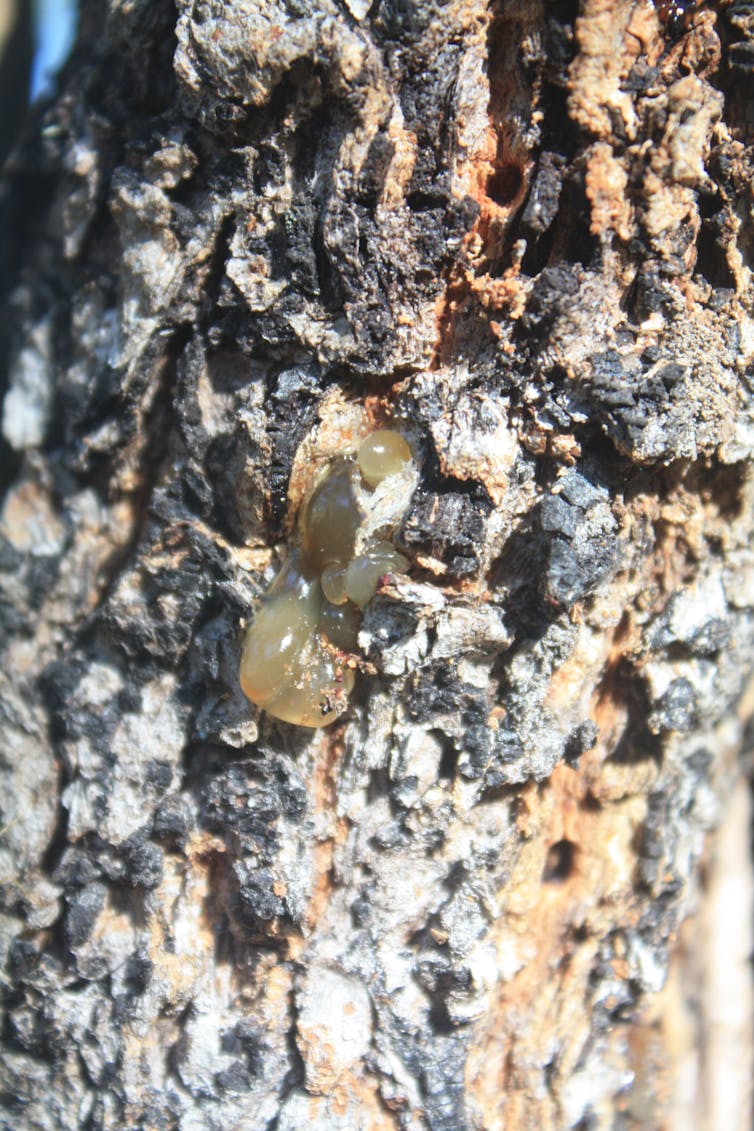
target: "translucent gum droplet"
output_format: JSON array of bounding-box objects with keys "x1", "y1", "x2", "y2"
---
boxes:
[
  {"x1": 320, "y1": 600, "x2": 361, "y2": 651},
  {"x1": 321, "y1": 562, "x2": 348, "y2": 605},
  {"x1": 239, "y1": 560, "x2": 321, "y2": 708},
  {"x1": 261, "y1": 633, "x2": 354, "y2": 727},
  {"x1": 300, "y1": 461, "x2": 361, "y2": 568},
  {"x1": 240, "y1": 428, "x2": 414, "y2": 727},
  {"x1": 344, "y1": 542, "x2": 409, "y2": 607},
  {"x1": 357, "y1": 429, "x2": 412, "y2": 488}
]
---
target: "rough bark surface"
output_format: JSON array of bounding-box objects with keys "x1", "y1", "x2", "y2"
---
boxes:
[{"x1": 1, "y1": 1, "x2": 753, "y2": 1128}]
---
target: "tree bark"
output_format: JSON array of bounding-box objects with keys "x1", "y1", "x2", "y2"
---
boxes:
[{"x1": 1, "y1": 1, "x2": 753, "y2": 1128}]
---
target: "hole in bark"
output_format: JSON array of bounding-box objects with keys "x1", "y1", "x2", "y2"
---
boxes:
[
  {"x1": 428, "y1": 1000, "x2": 455, "y2": 1034},
  {"x1": 0, "y1": 439, "x2": 22, "y2": 504},
  {"x1": 564, "y1": 201, "x2": 599, "y2": 266},
  {"x1": 548, "y1": 0, "x2": 580, "y2": 28},
  {"x1": 571, "y1": 922, "x2": 589, "y2": 943},
  {"x1": 697, "y1": 189, "x2": 724, "y2": 220},
  {"x1": 197, "y1": 214, "x2": 235, "y2": 318},
  {"x1": 542, "y1": 838, "x2": 576, "y2": 882},
  {"x1": 695, "y1": 224, "x2": 737, "y2": 289},
  {"x1": 520, "y1": 227, "x2": 555, "y2": 275},
  {"x1": 703, "y1": 461, "x2": 747, "y2": 519},
  {"x1": 436, "y1": 732, "x2": 459, "y2": 780},
  {"x1": 486, "y1": 162, "x2": 523, "y2": 207},
  {"x1": 598, "y1": 657, "x2": 662, "y2": 765},
  {"x1": 406, "y1": 190, "x2": 447, "y2": 212},
  {"x1": 40, "y1": 793, "x2": 71, "y2": 881}
]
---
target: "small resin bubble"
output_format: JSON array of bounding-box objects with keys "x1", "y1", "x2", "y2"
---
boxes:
[
  {"x1": 344, "y1": 541, "x2": 409, "y2": 607},
  {"x1": 320, "y1": 600, "x2": 361, "y2": 651},
  {"x1": 357, "y1": 429, "x2": 412, "y2": 488},
  {"x1": 301, "y1": 461, "x2": 361, "y2": 567},
  {"x1": 321, "y1": 562, "x2": 348, "y2": 605}
]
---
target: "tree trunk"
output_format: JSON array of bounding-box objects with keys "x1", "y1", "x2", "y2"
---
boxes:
[{"x1": 1, "y1": 1, "x2": 753, "y2": 1128}]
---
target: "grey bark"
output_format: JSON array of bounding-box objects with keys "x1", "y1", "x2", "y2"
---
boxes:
[{"x1": 1, "y1": 1, "x2": 753, "y2": 1129}]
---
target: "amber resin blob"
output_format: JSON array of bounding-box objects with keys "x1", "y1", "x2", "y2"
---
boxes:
[{"x1": 240, "y1": 428, "x2": 415, "y2": 727}]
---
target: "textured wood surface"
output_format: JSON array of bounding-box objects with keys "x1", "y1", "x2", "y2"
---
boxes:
[{"x1": 1, "y1": 1, "x2": 753, "y2": 1128}]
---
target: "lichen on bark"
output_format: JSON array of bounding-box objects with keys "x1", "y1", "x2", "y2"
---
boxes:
[{"x1": 1, "y1": 1, "x2": 754, "y2": 1128}]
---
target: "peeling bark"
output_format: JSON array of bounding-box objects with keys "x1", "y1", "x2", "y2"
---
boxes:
[{"x1": 1, "y1": 1, "x2": 753, "y2": 1128}]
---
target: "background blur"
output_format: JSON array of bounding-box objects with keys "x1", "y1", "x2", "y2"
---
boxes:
[
  {"x1": 31, "y1": 0, "x2": 76, "y2": 99},
  {"x1": 0, "y1": 0, "x2": 77, "y2": 166}
]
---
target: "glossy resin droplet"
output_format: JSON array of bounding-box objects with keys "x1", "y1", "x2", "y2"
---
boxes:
[
  {"x1": 344, "y1": 542, "x2": 409, "y2": 607},
  {"x1": 239, "y1": 556, "x2": 321, "y2": 709},
  {"x1": 321, "y1": 562, "x2": 348, "y2": 605},
  {"x1": 357, "y1": 429, "x2": 412, "y2": 488},
  {"x1": 320, "y1": 600, "x2": 361, "y2": 651},
  {"x1": 300, "y1": 462, "x2": 361, "y2": 568},
  {"x1": 240, "y1": 426, "x2": 417, "y2": 727},
  {"x1": 260, "y1": 633, "x2": 354, "y2": 727}
]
